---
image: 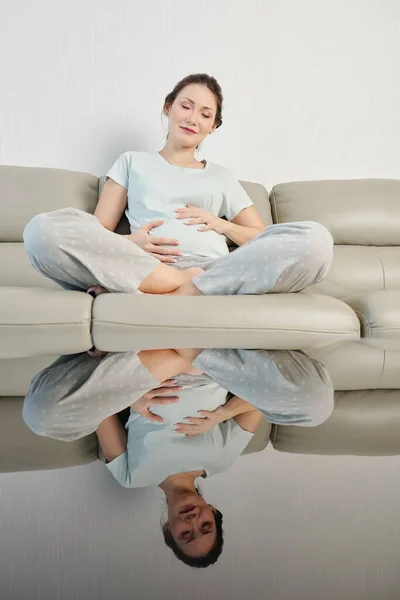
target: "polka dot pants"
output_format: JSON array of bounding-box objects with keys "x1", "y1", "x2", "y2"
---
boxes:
[{"x1": 23, "y1": 208, "x2": 334, "y2": 296}]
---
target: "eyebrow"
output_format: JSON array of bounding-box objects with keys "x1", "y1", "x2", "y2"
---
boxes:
[
  {"x1": 182, "y1": 97, "x2": 215, "y2": 113},
  {"x1": 184, "y1": 529, "x2": 214, "y2": 545}
]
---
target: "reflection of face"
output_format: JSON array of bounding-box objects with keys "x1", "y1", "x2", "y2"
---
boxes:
[
  {"x1": 166, "y1": 83, "x2": 218, "y2": 147},
  {"x1": 167, "y1": 493, "x2": 217, "y2": 557}
]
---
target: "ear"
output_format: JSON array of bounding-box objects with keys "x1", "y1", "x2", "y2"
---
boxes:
[{"x1": 208, "y1": 504, "x2": 217, "y2": 513}]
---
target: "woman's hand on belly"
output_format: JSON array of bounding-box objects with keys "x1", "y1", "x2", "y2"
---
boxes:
[
  {"x1": 123, "y1": 219, "x2": 183, "y2": 263},
  {"x1": 173, "y1": 405, "x2": 226, "y2": 436},
  {"x1": 130, "y1": 379, "x2": 183, "y2": 423},
  {"x1": 150, "y1": 219, "x2": 227, "y2": 259},
  {"x1": 174, "y1": 205, "x2": 228, "y2": 235}
]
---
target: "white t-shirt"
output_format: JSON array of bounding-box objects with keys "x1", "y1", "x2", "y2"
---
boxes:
[
  {"x1": 105, "y1": 151, "x2": 254, "y2": 261},
  {"x1": 104, "y1": 374, "x2": 254, "y2": 488}
]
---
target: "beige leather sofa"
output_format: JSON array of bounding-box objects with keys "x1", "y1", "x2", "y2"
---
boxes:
[{"x1": 1, "y1": 165, "x2": 399, "y2": 473}]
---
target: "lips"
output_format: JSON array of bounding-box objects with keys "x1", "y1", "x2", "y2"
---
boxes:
[
  {"x1": 181, "y1": 127, "x2": 196, "y2": 134},
  {"x1": 179, "y1": 505, "x2": 196, "y2": 514}
]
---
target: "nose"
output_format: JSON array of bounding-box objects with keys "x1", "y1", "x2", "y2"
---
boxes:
[
  {"x1": 183, "y1": 507, "x2": 200, "y2": 521},
  {"x1": 185, "y1": 113, "x2": 197, "y2": 126}
]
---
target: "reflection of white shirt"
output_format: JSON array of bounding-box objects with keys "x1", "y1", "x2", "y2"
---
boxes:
[
  {"x1": 104, "y1": 374, "x2": 254, "y2": 489},
  {"x1": 105, "y1": 151, "x2": 254, "y2": 261}
]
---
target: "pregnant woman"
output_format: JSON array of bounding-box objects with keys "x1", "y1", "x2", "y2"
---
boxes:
[{"x1": 23, "y1": 72, "x2": 333, "y2": 334}]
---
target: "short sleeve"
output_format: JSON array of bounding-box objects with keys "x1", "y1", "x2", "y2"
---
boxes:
[
  {"x1": 105, "y1": 152, "x2": 131, "y2": 190},
  {"x1": 218, "y1": 169, "x2": 254, "y2": 221},
  {"x1": 104, "y1": 450, "x2": 132, "y2": 488},
  {"x1": 206, "y1": 419, "x2": 254, "y2": 477}
]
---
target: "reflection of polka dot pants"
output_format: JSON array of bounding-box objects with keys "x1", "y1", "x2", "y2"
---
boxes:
[
  {"x1": 22, "y1": 347, "x2": 334, "y2": 443},
  {"x1": 22, "y1": 208, "x2": 335, "y2": 440},
  {"x1": 22, "y1": 351, "x2": 161, "y2": 442},
  {"x1": 193, "y1": 348, "x2": 334, "y2": 427}
]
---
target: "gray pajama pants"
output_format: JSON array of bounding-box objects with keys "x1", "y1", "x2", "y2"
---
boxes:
[
  {"x1": 23, "y1": 207, "x2": 334, "y2": 296},
  {"x1": 21, "y1": 207, "x2": 335, "y2": 441},
  {"x1": 22, "y1": 348, "x2": 334, "y2": 442}
]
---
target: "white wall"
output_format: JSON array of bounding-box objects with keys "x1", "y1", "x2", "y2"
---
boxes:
[{"x1": 1, "y1": 0, "x2": 400, "y2": 598}]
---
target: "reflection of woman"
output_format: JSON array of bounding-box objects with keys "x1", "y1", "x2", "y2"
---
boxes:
[
  {"x1": 108, "y1": 376, "x2": 264, "y2": 569},
  {"x1": 23, "y1": 348, "x2": 264, "y2": 569},
  {"x1": 95, "y1": 349, "x2": 264, "y2": 569},
  {"x1": 23, "y1": 344, "x2": 333, "y2": 568},
  {"x1": 96, "y1": 345, "x2": 333, "y2": 567}
]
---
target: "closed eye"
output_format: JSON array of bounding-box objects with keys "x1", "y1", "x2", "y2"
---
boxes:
[
  {"x1": 183, "y1": 530, "x2": 214, "y2": 544},
  {"x1": 182, "y1": 105, "x2": 211, "y2": 118},
  {"x1": 180, "y1": 524, "x2": 215, "y2": 544}
]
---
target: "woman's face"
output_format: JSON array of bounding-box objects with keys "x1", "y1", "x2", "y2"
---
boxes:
[
  {"x1": 166, "y1": 83, "x2": 218, "y2": 148},
  {"x1": 167, "y1": 492, "x2": 217, "y2": 558}
]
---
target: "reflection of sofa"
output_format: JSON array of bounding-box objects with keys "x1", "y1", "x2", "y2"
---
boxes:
[{"x1": 1, "y1": 165, "x2": 399, "y2": 474}]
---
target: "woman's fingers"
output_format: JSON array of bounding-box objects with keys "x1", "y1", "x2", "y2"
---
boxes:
[
  {"x1": 181, "y1": 417, "x2": 204, "y2": 424},
  {"x1": 150, "y1": 253, "x2": 179, "y2": 263},
  {"x1": 152, "y1": 385, "x2": 183, "y2": 394},
  {"x1": 146, "y1": 411, "x2": 165, "y2": 424},
  {"x1": 152, "y1": 397, "x2": 180, "y2": 405},
  {"x1": 174, "y1": 423, "x2": 200, "y2": 436},
  {"x1": 152, "y1": 237, "x2": 181, "y2": 247},
  {"x1": 150, "y1": 243, "x2": 182, "y2": 256}
]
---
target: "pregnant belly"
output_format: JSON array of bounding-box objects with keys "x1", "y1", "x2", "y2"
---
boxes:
[{"x1": 147, "y1": 219, "x2": 229, "y2": 257}]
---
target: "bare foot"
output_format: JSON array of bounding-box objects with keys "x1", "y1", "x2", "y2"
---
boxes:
[
  {"x1": 184, "y1": 366, "x2": 204, "y2": 375},
  {"x1": 166, "y1": 268, "x2": 205, "y2": 296},
  {"x1": 87, "y1": 285, "x2": 109, "y2": 297},
  {"x1": 175, "y1": 348, "x2": 204, "y2": 375},
  {"x1": 175, "y1": 348, "x2": 203, "y2": 362},
  {"x1": 87, "y1": 348, "x2": 108, "y2": 358},
  {"x1": 181, "y1": 267, "x2": 205, "y2": 280}
]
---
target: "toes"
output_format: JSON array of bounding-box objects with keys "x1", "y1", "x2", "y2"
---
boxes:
[
  {"x1": 87, "y1": 347, "x2": 107, "y2": 358},
  {"x1": 87, "y1": 286, "x2": 108, "y2": 297},
  {"x1": 87, "y1": 287, "x2": 98, "y2": 298}
]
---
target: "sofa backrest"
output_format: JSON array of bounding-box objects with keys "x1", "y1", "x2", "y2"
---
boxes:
[
  {"x1": 2, "y1": 165, "x2": 398, "y2": 298},
  {"x1": 270, "y1": 179, "x2": 400, "y2": 299},
  {"x1": 0, "y1": 165, "x2": 272, "y2": 289}
]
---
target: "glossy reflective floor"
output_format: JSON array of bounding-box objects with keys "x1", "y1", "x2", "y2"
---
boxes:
[{"x1": 2, "y1": 337, "x2": 399, "y2": 598}]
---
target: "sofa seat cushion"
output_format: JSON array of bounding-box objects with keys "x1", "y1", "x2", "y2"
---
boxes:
[
  {"x1": 305, "y1": 341, "x2": 400, "y2": 389},
  {"x1": 343, "y1": 290, "x2": 400, "y2": 341},
  {"x1": 0, "y1": 397, "x2": 98, "y2": 473},
  {"x1": 91, "y1": 292, "x2": 360, "y2": 351},
  {"x1": 0, "y1": 287, "x2": 93, "y2": 359},
  {"x1": 271, "y1": 389, "x2": 400, "y2": 456}
]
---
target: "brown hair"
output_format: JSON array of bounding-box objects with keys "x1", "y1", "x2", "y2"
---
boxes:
[
  {"x1": 160, "y1": 486, "x2": 225, "y2": 568},
  {"x1": 162, "y1": 508, "x2": 224, "y2": 569},
  {"x1": 162, "y1": 73, "x2": 223, "y2": 150}
]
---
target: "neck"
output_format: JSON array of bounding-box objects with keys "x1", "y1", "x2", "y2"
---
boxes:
[
  {"x1": 159, "y1": 470, "x2": 205, "y2": 499},
  {"x1": 159, "y1": 140, "x2": 197, "y2": 166}
]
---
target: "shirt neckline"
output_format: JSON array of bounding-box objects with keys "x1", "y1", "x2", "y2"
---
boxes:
[{"x1": 156, "y1": 151, "x2": 209, "y2": 172}]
